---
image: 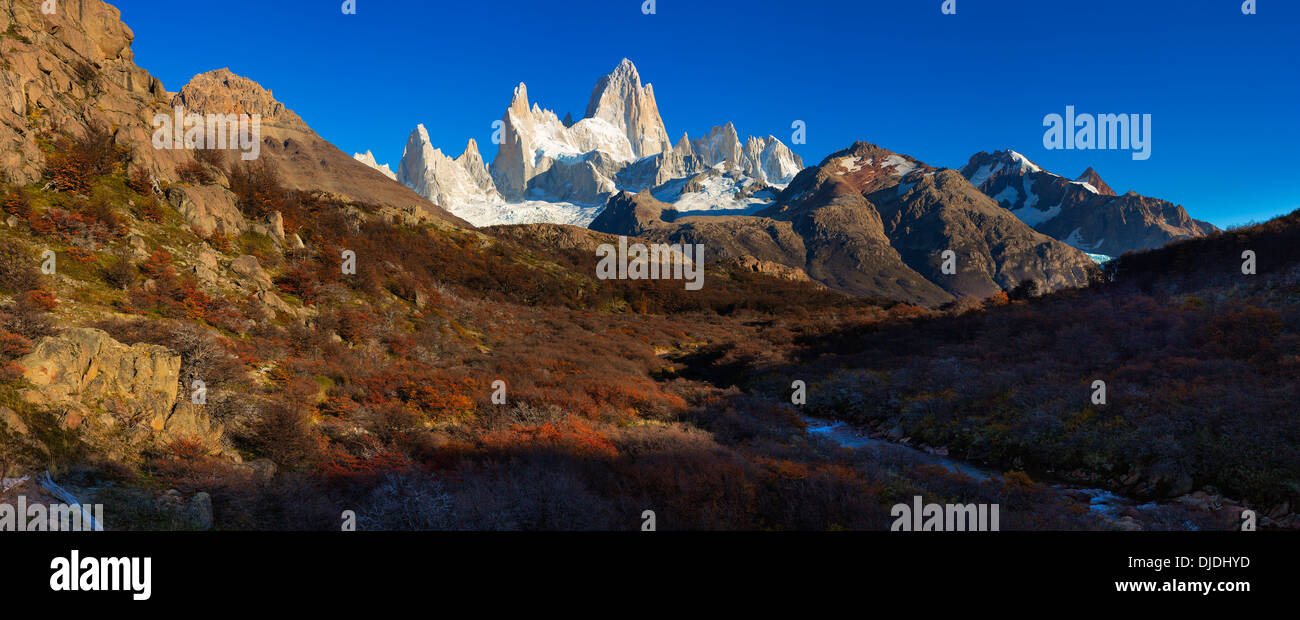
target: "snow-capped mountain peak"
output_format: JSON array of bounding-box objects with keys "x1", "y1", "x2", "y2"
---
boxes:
[
  {"x1": 584, "y1": 58, "x2": 672, "y2": 159},
  {"x1": 960, "y1": 149, "x2": 1215, "y2": 257}
]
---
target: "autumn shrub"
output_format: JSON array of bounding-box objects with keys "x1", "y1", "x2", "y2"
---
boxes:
[
  {"x1": 1, "y1": 289, "x2": 54, "y2": 338},
  {"x1": 0, "y1": 238, "x2": 42, "y2": 293},
  {"x1": 103, "y1": 248, "x2": 137, "y2": 290},
  {"x1": 44, "y1": 125, "x2": 127, "y2": 194},
  {"x1": 194, "y1": 148, "x2": 226, "y2": 169},
  {"x1": 140, "y1": 249, "x2": 175, "y2": 279},
  {"x1": 66, "y1": 247, "x2": 96, "y2": 264},
  {"x1": 0, "y1": 330, "x2": 31, "y2": 360},
  {"x1": 332, "y1": 307, "x2": 374, "y2": 343},
  {"x1": 29, "y1": 207, "x2": 120, "y2": 245},
  {"x1": 2, "y1": 188, "x2": 31, "y2": 219},
  {"x1": 274, "y1": 264, "x2": 321, "y2": 305},
  {"x1": 175, "y1": 160, "x2": 212, "y2": 185},
  {"x1": 247, "y1": 401, "x2": 321, "y2": 470},
  {"x1": 22, "y1": 289, "x2": 57, "y2": 312},
  {"x1": 228, "y1": 159, "x2": 286, "y2": 218},
  {"x1": 139, "y1": 198, "x2": 166, "y2": 224},
  {"x1": 205, "y1": 231, "x2": 232, "y2": 253},
  {"x1": 127, "y1": 166, "x2": 156, "y2": 196}
]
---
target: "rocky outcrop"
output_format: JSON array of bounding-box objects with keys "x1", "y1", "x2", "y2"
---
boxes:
[
  {"x1": 230, "y1": 255, "x2": 273, "y2": 290},
  {"x1": 165, "y1": 185, "x2": 246, "y2": 237},
  {"x1": 14, "y1": 328, "x2": 223, "y2": 458},
  {"x1": 961, "y1": 150, "x2": 1218, "y2": 256},
  {"x1": 0, "y1": 1, "x2": 466, "y2": 230},
  {"x1": 0, "y1": 0, "x2": 181, "y2": 185},
  {"x1": 726, "y1": 256, "x2": 819, "y2": 284}
]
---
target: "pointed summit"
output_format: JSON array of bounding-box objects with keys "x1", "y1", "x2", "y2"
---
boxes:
[
  {"x1": 508, "y1": 82, "x2": 530, "y2": 116},
  {"x1": 673, "y1": 132, "x2": 694, "y2": 157},
  {"x1": 457, "y1": 138, "x2": 495, "y2": 193},
  {"x1": 583, "y1": 59, "x2": 671, "y2": 158},
  {"x1": 398, "y1": 126, "x2": 501, "y2": 211},
  {"x1": 463, "y1": 137, "x2": 481, "y2": 159},
  {"x1": 353, "y1": 150, "x2": 397, "y2": 180},
  {"x1": 692, "y1": 123, "x2": 742, "y2": 167},
  {"x1": 1075, "y1": 167, "x2": 1116, "y2": 196}
]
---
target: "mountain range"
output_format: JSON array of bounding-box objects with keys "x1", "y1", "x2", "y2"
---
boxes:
[
  {"x1": 347, "y1": 59, "x2": 1218, "y2": 304},
  {"x1": 359, "y1": 59, "x2": 804, "y2": 229}
]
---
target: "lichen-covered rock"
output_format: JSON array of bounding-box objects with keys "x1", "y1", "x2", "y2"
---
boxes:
[
  {"x1": 230, "y1": 254, "x2": 272, "y2": 290},
  {"x1": 18, "y1": 328, "x2": 180, "y2": 420},
  {"x1": 14, "y1": 328, "x2": 223, "y2": 458}
]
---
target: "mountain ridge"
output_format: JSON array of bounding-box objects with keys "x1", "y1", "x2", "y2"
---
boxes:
[{"x1": 960, "y1": 149, "x2": 1217, "y2": 256}]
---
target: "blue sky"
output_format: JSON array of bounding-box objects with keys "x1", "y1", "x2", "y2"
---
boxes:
[{"x1": 114, "y1": 0, "x2": 1297, "y2": 228}]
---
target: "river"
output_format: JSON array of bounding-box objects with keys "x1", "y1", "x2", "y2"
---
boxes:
[{"x1": 802, "y1": 416, "x2": 1198, "y2": 529}]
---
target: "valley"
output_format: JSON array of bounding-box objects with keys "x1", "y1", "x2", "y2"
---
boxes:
[{"x1": 0, "y1": 0, "x2": 1293, "y2": 533}]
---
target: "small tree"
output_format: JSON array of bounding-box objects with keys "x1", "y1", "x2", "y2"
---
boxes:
[
  {"x1": 103, "y1": 247, "x2": 137, "y2": 290},
  {"x1": 1008, "y1": 279, "x2": 1040, "y2": 301}
]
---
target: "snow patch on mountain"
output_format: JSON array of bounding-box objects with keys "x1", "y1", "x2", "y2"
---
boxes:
[
  {"x1": 883, "y1": 154, "x2": 917, "y2": 177},
  {"x1": 991, "y1": 185, "x2": 1020, "y2": 206},
  {"x1": 967, "y1": 149, "x2": 1043, "y2": 187},
  {"x1": 1011, "y1": 202, "x2": 1062, "y2": 227},
  {"x1": 651, "y1": 171, "x2": 777, "y2": 215},
  {"x1": 1071, "y1": 180, "x2": 1100, "y2": 194},
  {"x1": 450, "y1": 199, "x2": 602, "y2": 228}
]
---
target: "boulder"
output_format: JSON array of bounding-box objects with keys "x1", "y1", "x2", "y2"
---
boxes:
[
  {"x1": 14, "y1": 328, "x2": 223, "y2": 459},
  {"x1": 189, "y1": 492, "x2": 213, "y2": 530},
  {"x1": 251, "y1": 211, "x2": 285, "y2": 244},
  {"x1": 18, "y1": 328, "x2": 180, "y2": 424},
  {"x1": 0, "y1": 405, "x2": 27, "y2": 436},
  {"x1": 165, "y1": 185, "x2": 247, "y2": 238},
  {"x1": 156, "y1": 401, "x2": 224, "y2": 455},
  {"x1": 230, "y1": 255, "x2": 273, "y2": 290}
]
